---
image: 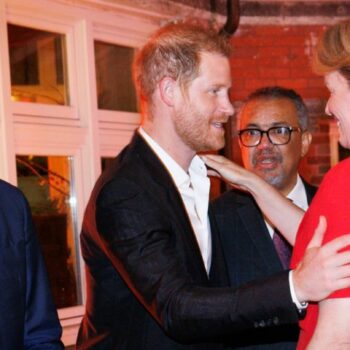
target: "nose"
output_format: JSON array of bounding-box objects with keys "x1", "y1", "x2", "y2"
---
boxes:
[
  {"x1": 220, "y1": 95, "x2": 234, "y2": 117},
  {"x1": 257, "y1": 132, "x2": 273, "y2": 149}
]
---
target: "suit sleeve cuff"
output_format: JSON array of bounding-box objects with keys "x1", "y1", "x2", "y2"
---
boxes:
[{"x1": 289, "y1": 270, "x2": 308, "y2": 311}]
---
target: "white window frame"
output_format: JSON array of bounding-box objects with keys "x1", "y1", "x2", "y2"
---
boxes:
[{"x1": 0, "y1": 0, "x2": 162, "y2": 346}]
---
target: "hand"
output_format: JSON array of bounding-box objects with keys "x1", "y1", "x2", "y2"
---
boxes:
[
  {"x1": 201, "y1": 154, "x2": 257, "y2": 192},
  {"x1": 293, "y1": 216, "x2": 350, "y2": 302}
]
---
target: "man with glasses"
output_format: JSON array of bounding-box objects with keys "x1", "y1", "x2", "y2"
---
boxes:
[{"x1": 212, "y1": 86, "x2": 317, "y2": 349}]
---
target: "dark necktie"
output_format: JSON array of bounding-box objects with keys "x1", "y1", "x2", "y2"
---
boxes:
[{"x1": 273, "y1": 229, "x2": 292, "y2": 269}]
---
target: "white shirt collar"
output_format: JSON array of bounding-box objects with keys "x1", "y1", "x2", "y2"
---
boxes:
[
  {"x1": 287, "y1": 174, "x2": 309, "y2": 211},
  {"x1": 138, "y1": 127, "x2": 207, "y2": 186}
]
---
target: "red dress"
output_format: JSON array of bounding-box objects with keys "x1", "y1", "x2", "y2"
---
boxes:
[{"x1": 290, "y1": 158, "x2": 350, "y2": 350}]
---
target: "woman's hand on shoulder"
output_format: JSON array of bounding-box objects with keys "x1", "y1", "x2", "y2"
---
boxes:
[{"x1": 201, "y1": 154, "x2": 259, "y2": 193}]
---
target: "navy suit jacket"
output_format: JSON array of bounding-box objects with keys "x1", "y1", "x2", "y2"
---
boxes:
[
  {"x1": 0, "y1": 180, "x2": 63, "y2": 349},
  {"x1": 77, "y1": 132, "x2": 299, "y2": 350},
  {"x1": 212, "y1": 180, "x2": 317, "y2": 349}
]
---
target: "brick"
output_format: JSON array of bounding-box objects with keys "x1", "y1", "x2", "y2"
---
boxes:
[
  {"x1": 233, "y1": 36, "x2": 267, "y2": 47},
  {"x1": 288, "y1": 57, "x2": 312, "y2": 67},
  {"x1": 312, "y1": 135, "x2": 330, "y2": 144},
  {"x1": 276, "y1": 78, "x2": 308, "y2": 89},
  {"x1": 301, "y1": 88, "x2": 329, "y2": 99},
  {"x1": 232, "y1": 47, "x2": 260, "y2": 58},
  {"x1": 290, "y1": 46, "x2": 310, "y2": 57},
  {"x1": 230, "y1": 58, "x2": 259, "y2": 68},
  {"x1": 251, "y1": 26, "x2": 288, "y2": 36},
  {"x1": 319, "y1": 165, "x2": 331, "y2": 174},
  {"x1": 319, "y1": 124, "x2": 330, "y2": 133},
  {"x1": 258, "y1": 57, "x2": 289, "y2": 67},
  {"x1": 232, "y1": 90, "x2": 250, "y2": 101},
  {"x1": 307, "y1": 78, "x2": 326, "y2": 88},
  {"x1": 244, "y1": 78, "x2": 277, "y2": 91},
  {"x1": 307, "y1": 156, "x2": 330, "y2": 165},
  {"x1": 258, "y1": 46, "x2": 290, "y2": 57},
  {"x1": 290, "y1": 67, "x2": 315, "y2": 79},
  {"x1": 274, "y1": 35, "x2": 310, "y2": 47},
  {"x1": 315, "y1": 144, "x2": 330, "y2": 155},
  {"x1": 259, "y1": 67, "x2": 290, "y2": 79},
  {"x1": 231, "y1": 68, "x2": 259, "y2": 79}
]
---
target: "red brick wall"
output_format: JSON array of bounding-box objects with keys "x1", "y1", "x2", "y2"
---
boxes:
[
  {"x1": 228, "y1": 24, "x2": 333, "y2": 186},
  {"x1": 299, "y1": 118, "x2": 331, "y2": 185}
]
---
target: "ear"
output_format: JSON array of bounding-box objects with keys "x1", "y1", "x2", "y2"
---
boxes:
[
  {"x1": 158, "y1": 77, "x2": 176, "y2": 107},
  {"x1": 301, "y1": 131, "x2": 312, "y2": 157}
]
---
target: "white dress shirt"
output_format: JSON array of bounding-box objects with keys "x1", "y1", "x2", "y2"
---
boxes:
[{"x1": 138, "y1": 128, "x2": 212, "y2": 273}]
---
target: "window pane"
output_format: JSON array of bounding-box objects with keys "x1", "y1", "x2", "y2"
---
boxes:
[
  {"x1": 95, "y1": 41, "x2": 137, "y2": 112},
  {"x1": 8, "y1": 24, "x2": 69, "y2": 105},
  {"x1": 16, "y1": 155, "x2": 80, "y2": 308}
]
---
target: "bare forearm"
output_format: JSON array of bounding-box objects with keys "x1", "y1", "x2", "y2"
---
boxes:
[{"x1": 202, "y1": 154, "x2": 303, "y2": 244}]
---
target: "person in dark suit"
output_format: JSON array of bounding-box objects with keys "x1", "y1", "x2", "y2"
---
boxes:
[
  {"x1": 212, "y1": 87, "x2": 317, "y2": 349},
  {"x1": 0, "y1": 179, "x2": 63, "y2": 349},
  {"x1": 76, "y1": 23, "x2": 350, "y2": 350}
]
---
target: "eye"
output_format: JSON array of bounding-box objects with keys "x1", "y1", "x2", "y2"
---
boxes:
[
  {"x1": 271, "y1": 126, "x2": 289, "y2": 135},
  {"x1": 244, "y1": 129, "x2": 260, "y2": 136}
]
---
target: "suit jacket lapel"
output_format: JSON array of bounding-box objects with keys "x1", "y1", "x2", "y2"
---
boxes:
[
  {"x1": 302, "y1": 178, "x2": 318, "y2": 204},
  {"x1": 237, "y1": 180, "x2": 317, "y2": 273},
  {"x1": 208, "y1": 206, "x2": 229, "y2": 286},
  {"x1": 236, "y1": 195, "x2": 282, "y2": 272},
  {"x1": 131, "y1": 132, "x2": 209, "y2": 281}
]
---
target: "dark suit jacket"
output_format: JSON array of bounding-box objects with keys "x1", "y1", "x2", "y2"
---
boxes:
[
  {"x1": 77, "y1": 132, "x2": 300, "y2": 350},
  {"x1": 212, "y1": 180, "x2": 317, "y2": 349},
  {"x1": 0, "y1": 180, "x2": 63, "y2": 350}
]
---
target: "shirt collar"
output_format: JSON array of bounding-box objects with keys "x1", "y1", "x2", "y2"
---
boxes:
[
  {"x1": 138, "y1": 127, "x2": 207, "y2": 188},
  {"x1": 287, "y1": 174, "x2": 308, "y2": 211}
]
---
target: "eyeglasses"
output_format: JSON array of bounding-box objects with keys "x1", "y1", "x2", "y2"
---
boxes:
[{"x1": 238, "y1": 126, "x2": 302, "y2": 147}]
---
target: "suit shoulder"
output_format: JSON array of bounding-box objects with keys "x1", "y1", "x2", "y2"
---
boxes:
[
  {"x1": 90, "y1": 147, "x2": 146, "y2": 201},
  {"x1": 0, "y1": 180, "x2": 28, "y2": 209}
]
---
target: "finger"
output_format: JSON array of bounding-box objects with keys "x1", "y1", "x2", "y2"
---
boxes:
[
  {"x1": 336, "y1": 276, "x2": 350, "y2": 290},
  {"x1": 203, "y1": 160, "x2": 226, "y2": 174},
  {"x1": 201, "y1": 154, "x2": 227, "y2": 165},
  {"x1": 325, "y1": 250, "x2": 350, "y2": 269},
  {"x1": 307, "y1": 216, "x2": 327, "y2": 248},
  {"x1": 321, "y1": 234, "x2": 350, "y2": 255},
  {"x1": 333, "y1": 264, "x2": 350, "y2": 279},
  {"x1": 207, "y1": 169, "x2": 221, "y2": 178},
  {"x1": 200, "y1": 155, "x2": 219, "y2": 168}
]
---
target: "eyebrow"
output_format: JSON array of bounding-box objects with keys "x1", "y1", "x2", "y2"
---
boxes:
[{"x1": 243, "y1": 121, "x2": 293, "y2": 128}]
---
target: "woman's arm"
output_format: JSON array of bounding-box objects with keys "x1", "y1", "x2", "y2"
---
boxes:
[
  {"x1": 307, "y1": 298, "x2": 350, "y2": 349},
  {"x1": 202, "y1": 154, "x2": 304, "y2": 244}
]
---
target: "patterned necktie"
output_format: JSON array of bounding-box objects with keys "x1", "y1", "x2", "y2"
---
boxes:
[{"x1": 273, "y1": 229, "x2": 292, "y2": 269}]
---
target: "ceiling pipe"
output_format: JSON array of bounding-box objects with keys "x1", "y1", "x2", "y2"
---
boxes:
[{"x1": 219, "y1": 0, "x2": 240, "y2": 37}]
